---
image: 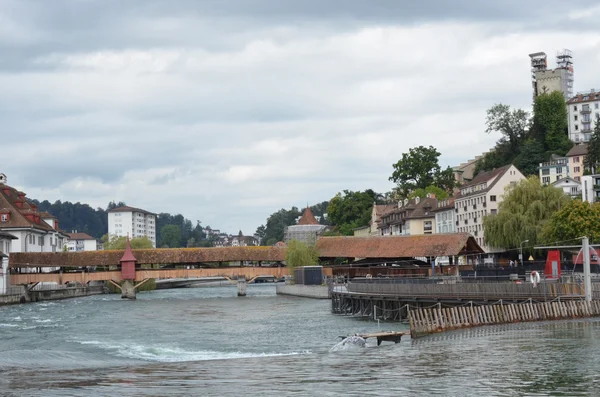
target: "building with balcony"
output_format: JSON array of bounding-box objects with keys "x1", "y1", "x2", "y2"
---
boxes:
[
  {"x1": 107, "y1": 206, "x2": 157, "y2": 247},
  {"x1": 567, "y1": 90, "x2": 600, "y2": 143},
  {"x1": 581, "y1": 175, "x2": 600, "y2": 203},
  {"x1": 566, "y1": 144, "x2": 588, "y2": 181},
  {"x1": 455, "y1": 164, "x2": 525, "y2": 252},
  {"x1": 66, "y1": 232, "x2": 98, "y2": 252},
  {"x1": 539, "y1": 154, "x2": 569, "y2": 185}
]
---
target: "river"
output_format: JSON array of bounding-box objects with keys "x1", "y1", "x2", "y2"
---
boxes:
[{"x1": 1, "y1": 285, "x2": 600, "y2": 396}]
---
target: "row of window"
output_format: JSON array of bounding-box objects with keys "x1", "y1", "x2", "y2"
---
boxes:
[
  {"x1": 456, "y1": 195, "x2": 495, "y2": 210},
  {"x1": 573, "y1": 103, "x2": 600, "y2": 111}
]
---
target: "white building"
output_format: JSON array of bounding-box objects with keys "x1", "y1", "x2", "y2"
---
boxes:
[
  {"x1": 455, "y1": 165, "x2": 525, "y2": 252},
  {"x1": 581, "y1": 175, "x2": 600, "y2": 203},
  {"x1": 433, "y1": 198, "x2": 456, "y2": 234},
  {"x1": 107, "y1": 206, "x2": 157, "y2": 247},
  {"x1": 231, "y1": 230, "x2": 258, "y2": 247},
  {"x1": 567, "y1": 90, "x2": 600, "y2": 143},
  {"x1": 0, "y1": 232, "x2": 17, "y2": 294},
  {"x1": 551, "y1": 177, "x2": 581, "y2": 198},
  {"x1": 67, "y1": 232, "x2": 98, "y2": 252},
  {"x1": 0, "y1": 176, "x2": 68, "y2": 255},
  {"x1": 539, "y1": 155, "x2": 570, "y2": 185}
]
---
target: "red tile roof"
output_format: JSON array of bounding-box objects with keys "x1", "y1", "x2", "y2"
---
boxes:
[
  {"x1": 297, "y1": 207, "x2": 319, "y2": 225},
  {"x1": 316, "y1": 233, "x2": 483, "y2": 258},
  {"x1": 0, "y1": 184, "x2": 57, "y2": 232}
]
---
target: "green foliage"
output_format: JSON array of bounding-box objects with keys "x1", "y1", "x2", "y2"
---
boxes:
[
  {"x1": 327, "y1": 189, "x2": 381, "y2": 235},
  {"x1": 485, "y1": 103, "x2": 530, "y2": 151},
  {"x1": 483, "y1": 177, "x2": 570, "y2": 250},
  {"x1": 285, "y1": 240, "x2": 319, "y2": 269},
  {"x1": 584, "y1": 114, "x2": 600, "y2": 173},
  {"x1": 159, "y1": 224, "x2": 182, "y2": 248},
  {"x1": 103, "y1": 235, "x2": 154, "y2": 250},
  {"x1": 513, "y1": 139, "x2": 546, "y2": 176},
  {"x1": 389, "y1": 146, "x2": 455, "y2": 198},
  {"x1": 409, "y1": 185, "x2": 449, "y2": 200},
  {"x1": 543, "y1": 200, "x2": 600, "y2": 244},
  {"x1": 531, "y1": 91, "x2": 571, "y2": 153}
]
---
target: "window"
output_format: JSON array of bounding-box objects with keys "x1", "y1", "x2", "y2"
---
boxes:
[
  {"x1": 556, "y1": 167, "x2": 562, "y2": 174},
  {"x1": 575, "y1": 115, "x2": 578, "y2": 121},
  {"x1": 575, "y1": 156, "x2": 580, "y2": 163},
  {"x1": 0, "y1": 214, "x2": 6, "y2": 222},
  {"x1": 490, "y1": 195, "x2": 497, "y2": 202},
  {"x1": 596, "y1": 103, "x2": 599, "y2": 109},
  {"x1": 542, "y1": 176, "x2": 550, "y2": 184},
  {"x1": 542, "y1": 169, "x2": 550, "y2": 175},
  {"x1": 491, "y1": 209, "x2": 497, "y2": 215},
  {"x1": 574, "y1": 106, "x2": 578, "y2": 111},
  {"x1": 576, "y1": 125, "x2": 579, "y2": 131},
  {"x1": 575, "y1": 166, "x2": 581, "y2": 173}
]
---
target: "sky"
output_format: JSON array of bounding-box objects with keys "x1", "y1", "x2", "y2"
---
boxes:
[{"x1": 2, "y1": 0, "x2": 600, "y2": 235}]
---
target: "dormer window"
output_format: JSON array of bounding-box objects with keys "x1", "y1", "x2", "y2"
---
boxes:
[{"x1": 1, "y1": 214, "x2": 7, "y2": 222}]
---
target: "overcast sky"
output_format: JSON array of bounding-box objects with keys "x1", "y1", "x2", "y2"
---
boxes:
[{"x1": 2, "y1": 0, "x2": 600, "y2": 235}]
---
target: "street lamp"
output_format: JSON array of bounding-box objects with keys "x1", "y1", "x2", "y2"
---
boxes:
[{"x1": 519, "y1": 240, "x2": 530, "y2": 265}]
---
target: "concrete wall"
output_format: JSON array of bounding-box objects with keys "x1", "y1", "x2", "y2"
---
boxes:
[{"x1": 276, "y1": 284, "x2": 330, "y2": 299}]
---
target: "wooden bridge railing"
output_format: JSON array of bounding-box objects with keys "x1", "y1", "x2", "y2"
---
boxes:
[{"x1": 347, "y1": 279, "x2": 584, "y2": 301}]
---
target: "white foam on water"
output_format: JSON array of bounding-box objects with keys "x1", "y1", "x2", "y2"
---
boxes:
[
  {"x1": 329, "y1": 336, "x2": 367, "y2": 352},
  {"x1": 0, "y1": 323, "x2": 19, "y2": 328},
  {"x1": 72, "y1": 339, "x2": 310, "y2": 363},
  {"x1": 34, "y1": 319, "x2": 54, "y2": 323},
  {"x1": 11, "y1": 316, "x2": 22, "y2": 321}
]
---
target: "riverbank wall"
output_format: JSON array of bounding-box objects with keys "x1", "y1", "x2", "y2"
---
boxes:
[
  {"x1": 276, "y1": 284, "x2": 330, "y2": 299},
  {"x1": 0, "y1": 285, "x2": 106, "y2": 306}
]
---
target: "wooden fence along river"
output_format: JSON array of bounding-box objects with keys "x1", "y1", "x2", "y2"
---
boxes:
[{"x1": 409, "y1": 299, "x2": 600, "y2": 337}]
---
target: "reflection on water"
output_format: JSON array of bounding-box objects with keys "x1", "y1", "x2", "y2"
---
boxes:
[{"x1": 1, "y1": 286, "x2": 600, "y2": 396}]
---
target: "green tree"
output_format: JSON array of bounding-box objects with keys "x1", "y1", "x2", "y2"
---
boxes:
[
  {"x1": 543, "y1": 200, "x2": 600, "y2": 244},
  {"x1": 483, "y1": 177, "x2": 570, "y2": 250},
  {"x1": 389, "y1": 146, "x2": 455, "y2": 197},
  {"x1": 584, "y1": 114, "x2": 600, "y2": 173},
  {"x1": 160, "y1": 224, "x2": 182, "y2": 248},
  {"x1": 530, "y1": 91, "x2": 571, "y2": 154},
  {"x1": 327, "y1": 189, "x2": 380, "y2": 235},
  {"x1": 408, "y1": 185, "x2": 449, "y2": 200},
  {"x1": 513, "y1": 139, "x2": 546, "y2": 176},
  {"x1": 255, "y1": 225, "x2": 266, "y2": 245},
  {"x1": 485, "y1": 103, "x2": 530, "y2": 151},
  {"x1": 285, "y1": 239, "x2": 319, "y2": 270},
  {"x1": 103, "y1": 235, "x2": 154, "y2": 250}
]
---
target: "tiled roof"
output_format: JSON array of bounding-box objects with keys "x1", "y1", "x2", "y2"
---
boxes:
[
  {"x1": 432, "y1": 197, "x2": 455, "y2": 212},
  {"x1": 316, "y1": 233, "x2": 484, "y2": 258},
  {"x1": 39, "y1": 211, "x2": 57, "y2": 219},
  {"x1": 0, "y1": 184, "x2": 56, "y2": 232},
  {"x1": 0, "y1": 231, "x2": 18, "y2": 240},
  {"x1": 457, "y1": 164, "x2": 514, "y2": 198},
  {"x1": 108, "y1": 205, "x2": 156, "y2": 216},
  {"x1": 381, "y1": 197, "x2": 437, "y2": 226},
  {"x1": 567, "y1": 92, "x2": 600, "y2": 104},
  {"x1": 67, "y1": 232, "x2": 96, "y2": 240},
  {"x1": 297, "y1": 207, "x2": 319, "y2": 225},
  {"x1": 566, "y1": 144, "x2": 588, "y2": 157}
]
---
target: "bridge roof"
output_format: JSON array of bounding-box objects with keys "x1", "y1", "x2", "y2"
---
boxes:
[
  {"x1": 9, "y1": 246, "x2": 286, "y2": 268},
  {"x1": 316, "y1": 233, "x2": 483, "y2": 259}
]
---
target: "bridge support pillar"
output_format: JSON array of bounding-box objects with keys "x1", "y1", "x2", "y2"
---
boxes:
[
  {"x1": 237, "y1": 278, "x2": 247, "y2": 296},
  {"x1": 121, "y1": 280, "x2": 136, "y2": 299}
]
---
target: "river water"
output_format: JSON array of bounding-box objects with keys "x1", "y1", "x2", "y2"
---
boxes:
[{"x1": 1, "y1": 285, "x2": 600, "y2": 396}]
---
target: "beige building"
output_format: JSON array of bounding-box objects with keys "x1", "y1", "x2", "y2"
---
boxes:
[
  {"x1": 378, "y1": 197, "x2": 436, "y2": 236},
  {"x1": 353, "y1": 203, "x2": 396, "y2": 237},
  {"x1": 453, "y1": 152, "x2": 488, "y2": 185},
  {"x1": 455, "y1": 164, "x2": 525, "y2": 252},
  {"x1": 566, "y1": 144, "x2": 587, "y2": 181}
]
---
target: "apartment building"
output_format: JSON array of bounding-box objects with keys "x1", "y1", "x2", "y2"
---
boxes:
[
  {"x1": 567, "y1": 91, "x2": 600, "y2": 143},
  {"x1": 378, "y1": 197, "x2": 436, "y2": 236},
  {"x1": 539, "y1": 155, "x2": 569, "y2": 185},
  {"x1": 566, "y1": 144, "x2": 587, "y2": 181},
  {"x1": 455, "y1": 165, "x2": 525, "y2": 252},
  {"x1": 107, "y1": 206, "x2": 157, "y2": 247}
]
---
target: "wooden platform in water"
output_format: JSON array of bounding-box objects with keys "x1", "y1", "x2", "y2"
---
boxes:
[{"x1": 340, "y1": 331, "x2": 408, "y2": 345}]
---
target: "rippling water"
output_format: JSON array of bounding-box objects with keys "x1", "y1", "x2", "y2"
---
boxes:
[{"x1": 2, "y1": 285, "x2": 600, "y2": 396}]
